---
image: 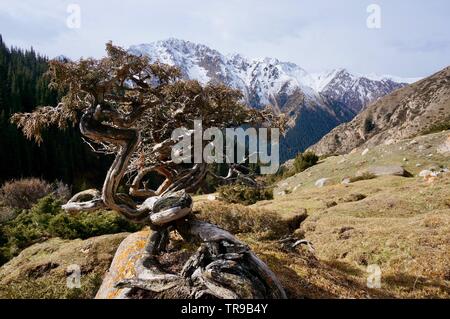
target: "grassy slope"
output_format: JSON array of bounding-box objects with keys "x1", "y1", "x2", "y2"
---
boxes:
[
  {"x1": 249, "y1": 130, "x2": 450, "y2": 298},
  {"x1": 0, "y1": 233, "x2": 128, "y2": 299},
  {"x1": 1, "y1": 131, "x2": 448, "y2": 299}
]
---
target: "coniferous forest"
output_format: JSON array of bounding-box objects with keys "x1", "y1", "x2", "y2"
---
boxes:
[{"x1": 0, "y1": 35, "x2": 111, "y2": 191}]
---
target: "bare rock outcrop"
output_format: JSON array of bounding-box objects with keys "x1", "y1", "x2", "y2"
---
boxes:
[{"x1": 308, "y1": 66, "x2": 450, "y2": 156}]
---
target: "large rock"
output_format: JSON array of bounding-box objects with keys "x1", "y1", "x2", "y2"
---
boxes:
[
  {"x1": 358, "y1": 166, "x2": 407, "y2": 177},
  {"x1": 96, "y1": 230, "x2": 149, "y2": 299}
]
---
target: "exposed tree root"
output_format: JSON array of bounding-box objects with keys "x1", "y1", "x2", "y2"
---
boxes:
[{"x1": 116, "y1": 220, "x2": 287, "y2": 299}]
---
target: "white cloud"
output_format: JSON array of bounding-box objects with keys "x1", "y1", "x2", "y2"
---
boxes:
[{"x1": 0, "y1": 0, "x2": 449, "y2": 78}]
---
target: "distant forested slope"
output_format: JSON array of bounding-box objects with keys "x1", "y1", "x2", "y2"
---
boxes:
[{"x1": 0, "y1": 35, "x2": 110, "y2": 190}]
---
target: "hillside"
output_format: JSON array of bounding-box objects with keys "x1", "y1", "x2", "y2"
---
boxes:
[
  {"x1": 308, "y1": 66, "x2": 450, "y2": 156},
  {"x1": 0, "y1": 233, "x2": 128, "y2": 298},
  {"x1": 0, "y1": 35, "x2": 111, "y2": 188},
  {"x1": 2, "y1": 131, "x2": 448, "y2": 298},
  {"x1": 255, "y1": 130, "x2": 450, "y2": 298}
]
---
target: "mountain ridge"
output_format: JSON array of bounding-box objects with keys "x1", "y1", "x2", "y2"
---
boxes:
[
  {"x1": 308, "y1": 66, "x2": 450, "y2": 156},
  {"x1": 129, "y1": 38, "x2": 422, "y2": 160},
  {"x1": 129, "y1": 38, "x2": 420, "y2": 90}
]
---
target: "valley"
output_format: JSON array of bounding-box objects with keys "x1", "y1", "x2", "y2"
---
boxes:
[{"x1": 0, "y1": 34, "x2": 448, "y2": 300}]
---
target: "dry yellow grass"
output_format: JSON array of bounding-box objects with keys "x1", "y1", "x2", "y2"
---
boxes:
[
  {"x1": 243, "y1": 132, "x2": 450, "y2": 298},
  {"x1": 0, "y1": 233, "x2": 128, "y2": 299},
  {"x1": 239, "y1": 204, "x2": 448, "y2": 298},
  {"x1": 1, "y1": 132, "x2": 448, "y2": 299},
  {"x1": 193, "y1": 132, "x2": 450, "y2": 298}
]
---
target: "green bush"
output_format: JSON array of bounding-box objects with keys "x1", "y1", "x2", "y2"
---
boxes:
[
  {"x1": 0, "y1": 230, "x2": 10, "y2": 265},
  {"x1": 32, "y1": 194, "x2": 63, "y2": 216},
  {"x1": 0, "y1": 195, "x2": 142, "y2": 265},
  {"x1": 47, "y1": 214, "x2": 83, "y2": 240},
  {"x1": 0, "y1": 247, "x2": 10, "y2": 265},
  {"x1": 218, "y1": 184, "x2": 273, "y2": 206},
  {"x1": 363, "y1": 116, "x2": 376, "y2": 133},
  {"x1": 293, "y1": 151, "x2": 319, "y2": 173}
]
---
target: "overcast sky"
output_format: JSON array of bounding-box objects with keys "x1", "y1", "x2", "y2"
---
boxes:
[{"x1": 0, "y1": 0, "x2": 449, "y2": 77}]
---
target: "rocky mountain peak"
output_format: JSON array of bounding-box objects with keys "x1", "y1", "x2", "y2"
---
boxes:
[
  {"x1": 308, "y1": 66, "x2": 450, "y2": 156},
  {"x1": 129, "y1": 38, "x2": 422, "y2": 160}
]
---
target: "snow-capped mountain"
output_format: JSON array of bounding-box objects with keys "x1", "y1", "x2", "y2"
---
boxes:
[
  {"x1": 309, "y1": 66, "x2": 450, "y2": 156},
  {"x1": 316, "y1": 69, "x2": 420, "y2": 114},
  {"x1": 129, "y1": 39, "x2": 420, "y2": 161}
]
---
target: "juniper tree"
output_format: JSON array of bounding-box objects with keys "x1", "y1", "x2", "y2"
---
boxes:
[{"x1": 12, "y1": 43, "x2": 287, "y2": 299}]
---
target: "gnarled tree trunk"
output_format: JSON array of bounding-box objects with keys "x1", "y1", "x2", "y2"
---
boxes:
[{"x1": 64, "y1": 105, "x2": 287, "y2": 299}]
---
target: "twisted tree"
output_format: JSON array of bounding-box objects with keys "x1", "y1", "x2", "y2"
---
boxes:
[{"x1": 12, "y1": 43, "x2": 287, "y2": 299}]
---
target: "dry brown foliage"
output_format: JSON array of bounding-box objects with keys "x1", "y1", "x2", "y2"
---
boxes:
[{"x1": 0, "y1": 178, "x2": 53, "y2": 209}]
